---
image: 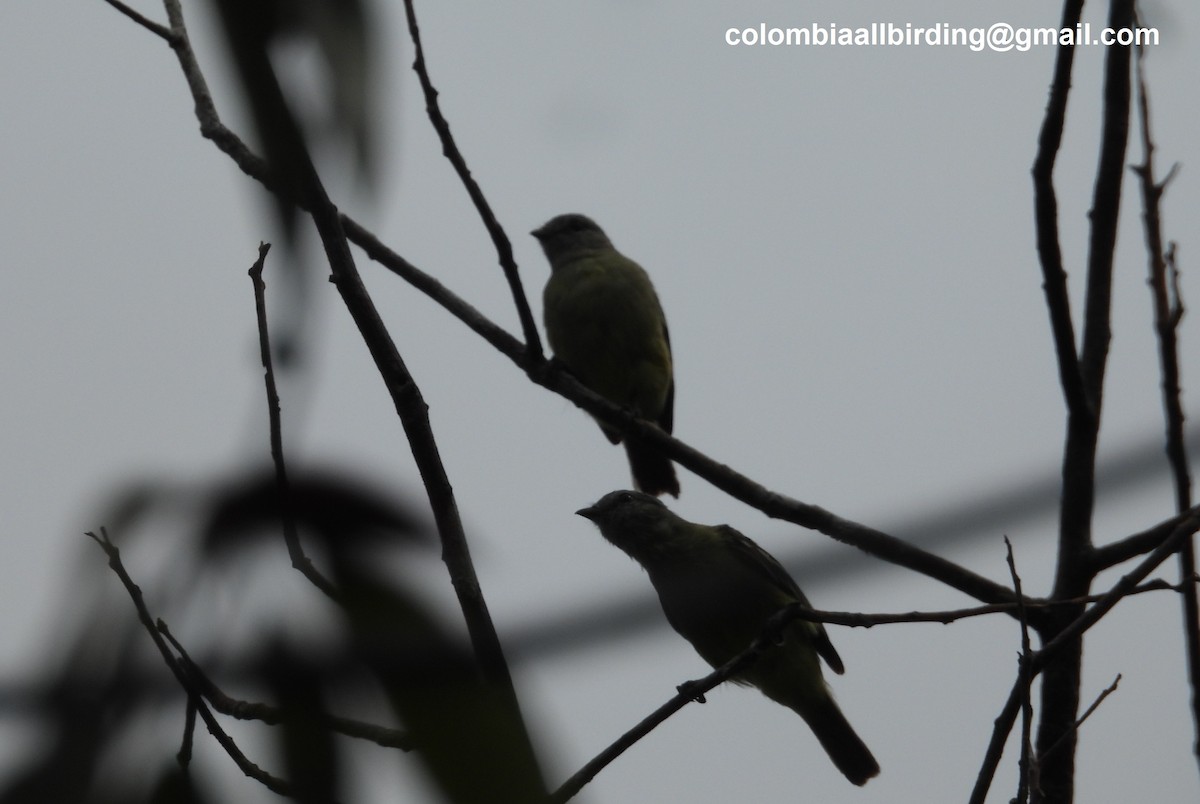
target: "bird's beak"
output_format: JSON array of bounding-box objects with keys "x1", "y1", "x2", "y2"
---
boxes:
[
  {"x1": 575, "y1": 506, "x2": 597, "y2": 521},
  {"x1": 530, "y1": 227, "x2": 544, "y2": 239}
]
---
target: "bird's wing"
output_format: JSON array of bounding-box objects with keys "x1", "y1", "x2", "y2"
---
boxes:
[
  {"x1": 659, "y1": 323, "x2": 675, "y2": 434},
  {"x1": 717, "y1": 525, "x2": 846, "y2": 675}
]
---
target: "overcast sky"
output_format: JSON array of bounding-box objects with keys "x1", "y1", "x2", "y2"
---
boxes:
[{"x1": 3, "y1": 1, "x2": 1200, "y2": 802}]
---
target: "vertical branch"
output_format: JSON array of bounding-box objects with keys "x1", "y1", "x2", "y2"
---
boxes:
[
  {"x1": 1033, "y1": 0, "x2": 1134, "y2": 801},
  {"x1": 1132, "y1": 41, "x2": 1199, "y2": 764},
  {"x1": 1055, "y1": 0, "x2": 1133, "y2": 587},
  {"x1": 1027, "y1": 16, "x2": 1094, "y2": 791},
  {"x1": 247, "y1": 243, "x2": 342, "y2": 600},
  {"x1": 1077, "y1": 1, "x2": 1134, "y2": 405},
  {"x1": 1032, "y1": 0, "x2": 1088, "y2": 420},
  {"x1": 1026, "y1": 4, "x2": 1086, "y2": 799},
  {"x1": 1007, "y1": 538, "x2": 1036, "y2": 804}
]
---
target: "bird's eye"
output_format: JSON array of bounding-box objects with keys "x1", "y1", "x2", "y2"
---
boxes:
[{"x1": 618, "y1": 492, "x2": 632, "y2": 504}]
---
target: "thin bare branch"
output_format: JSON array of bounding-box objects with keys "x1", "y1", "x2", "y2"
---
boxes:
[
  {"x1": 101, "y1": 0, "x2": 173, "y2": 40},
  {"x1": 969, "y1": 673, "x2": 1025, "y2": 804},
  {"x1": 87, "y1": 529, "x2": 314, "y2": 800},
  {"x1": 178, "y1": 695, "x2": 197, "y2": 764},
  {"x1": 1042, "y1": 674, "x2": 1122, "y2": 761},
  {"x1": 247, "y1": 243, "x2": 341, "y2": 600},
  {"x1": 676, "y1": 578, "x2": 1188, "y2": 632},
  {"x1": 1132, "y1": 35, "x2": 1200, "y2": 765},
  {"x1": 549, "y1": 603, "x2": 816, "y2": 803},
  {"x1": 1007, "y1": 537, "x2": 1036, "y2": 804},
  {"x1": 401, "y1": 0, "x2": 544, "y2": 360},
  {"x1": 157, "y1": 622, "x2": 413, "y2": 751},
  {"x1": 1093, "y1": 505, "x2": 1200, "y2": 570},
  {"x1": 342, "y1": 217, "x2": 528, "y2": 360},
  {"x1": 1077, "y1": 9, "x2": 1133, "y2": 408},
  {"x1": 1031, "y1": 0, "x2": 1088, "y2": 420}
]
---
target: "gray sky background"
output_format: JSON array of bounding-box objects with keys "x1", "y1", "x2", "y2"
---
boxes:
[{"x1": 3, "y1": 0, "x2": 1199, "y2": 802}]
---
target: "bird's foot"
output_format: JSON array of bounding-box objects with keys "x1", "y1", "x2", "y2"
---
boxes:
[{"x1": 676, "y1": 680, "x2": 706, "y2": 704}]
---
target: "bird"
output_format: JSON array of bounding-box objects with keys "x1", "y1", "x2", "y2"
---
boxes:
[
  {"x1": 533, "y1": 214, "x2": 679, "y2": 497},
  {"x1": 576, "y1": 490, "x2": 879, "y2": 785}
]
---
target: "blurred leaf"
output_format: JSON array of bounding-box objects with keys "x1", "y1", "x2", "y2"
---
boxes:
[
  {"x1": 278, "y1": 0, "x2": 377, "y2": 180},
  {"x1": 147, "y1": 765, "x2": 208, "y2": 804},
  {"x1": 332, "y1": 560, "x2": 548, "y2": 804},
  {"x1": 207, "y1": 0, "x2": 379, "y2": 237},
  {"x1": 201, "y1": 467, "x2": 424, "y2": 558},
  {"x1": 208, "y1": 0, "x2": 306, "y2": 236},
  {"x1": 261, "y1": 637, "x2": 341, "y2": 804},
  {"x1": 0, "y1": 681, "x2": 109, "y2": 804}
]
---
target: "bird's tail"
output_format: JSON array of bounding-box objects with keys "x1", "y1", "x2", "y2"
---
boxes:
[
  {"x1": 800, "y1": 694, "x2": 880, "y2": 786},
  {"x1": 624, "y1": 436, "x2": 679, "y2": 497}
]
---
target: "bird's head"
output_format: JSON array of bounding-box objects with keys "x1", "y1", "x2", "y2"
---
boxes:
[
  {"x1": 576, "y1": 490, "x2": 681, "y2": 563},
  {"x1": 531, "y1": 213, "x2": 613, "y2": 265}
]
